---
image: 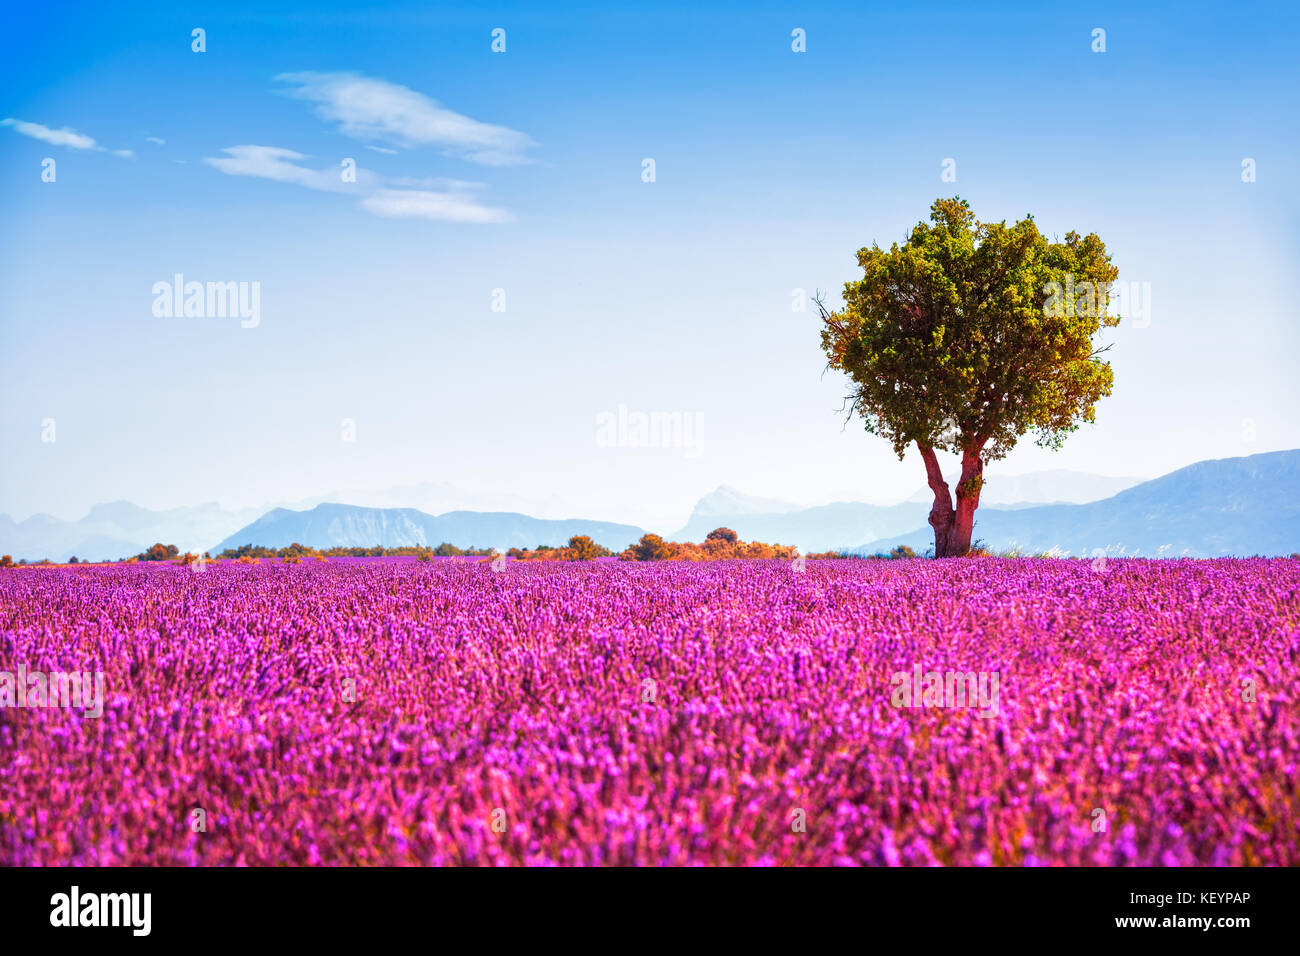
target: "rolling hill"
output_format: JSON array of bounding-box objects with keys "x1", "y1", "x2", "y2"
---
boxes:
[
  {"x1": 670, "y1": 499, "x2": 929, "y2": 553},
  {"x1": 6, "y1": 451, "x2": 1297, "y2": 561},
  {"x1": 856, "y1": 449, "x2": 1300, "y2": 557},
  {"x1": 0, "y1": 501, "x2": 262, "y2": 563},
  {"x1": 212, "y1": 503, "x2": 645, "y2": 554},
  {"x1": 903, "y1": 469, "x2": 1142, "y2": 507}
]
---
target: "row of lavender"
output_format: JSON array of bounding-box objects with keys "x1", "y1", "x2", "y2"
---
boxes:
[{"x1": 1, "y1": 557, "x2": 1296, "y2": 864}]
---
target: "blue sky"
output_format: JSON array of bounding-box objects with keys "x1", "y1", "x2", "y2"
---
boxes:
[{"x1": 2, "y1": 0, "x2": 1297, "y2": 530}]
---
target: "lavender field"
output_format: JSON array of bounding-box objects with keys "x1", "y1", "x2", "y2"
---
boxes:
[{"x1": 1, "y1": 558, "x2": 1297, "y2": 866}]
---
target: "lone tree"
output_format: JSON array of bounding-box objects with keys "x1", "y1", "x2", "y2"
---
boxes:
[
  {"x1": 625, "y1": 533, "x2": 677, "y2": 561},
  {"x1": 566, "y1": 535, "x2": 611, "y2": 561},
  {"x1": 818, "y1": 197, "x2": 1118, "y2": 557}
]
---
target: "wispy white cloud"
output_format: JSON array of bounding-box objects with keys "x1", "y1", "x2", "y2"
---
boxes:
[
  {"x1": 274, "y1": 71, "x2": 536, "y2": 166},
  {"x1": 365, "y1": 145, "x2": 397, "y2": 154},
  {"x1": 2, "y1": 117, "x2": 96, "y2": 149},
  {"x1": 388, "y1": 175, "x2": 484, "y2": 190},
  {"x1": 145, "y1": 136, "x2": 166, "y2": 145},
  {"x1": 360, "y1": 187, "x2": 511, "y2": 224},
  {"x1": 205, "y1": 144, "x2": 508, "y2": 223},
  {"x1": 1, "y1": 117, "x2": 132, "y2": 157},
  {"x1": 203, "y1": 145, "x2": 369, "y2": 192}
]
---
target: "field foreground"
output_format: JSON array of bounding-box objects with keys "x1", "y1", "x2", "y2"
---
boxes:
[{"x1": 1, "y1": 558, "x2": 1297, "y2": 865}]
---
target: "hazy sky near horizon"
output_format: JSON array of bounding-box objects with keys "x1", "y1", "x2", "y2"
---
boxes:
[{"x1": 2, "y1": 0, "x2": 1297, "y2": 529}]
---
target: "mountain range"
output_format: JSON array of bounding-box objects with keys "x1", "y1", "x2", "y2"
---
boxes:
[
  {"x1": 0, "y1": 481, "x2": 584, "y2": 562},
  {"x1": 210, "y1": 504, "x2": 645, "y2": 554},
  {"x1": 670, "y1": 453, "x2": 1297, "y2": 556},
  {"x1": 2, "y1": 452, "x2": 1295, "y2": 561},
  {"x1": 902, "y1": 469, "x2": 1142, "y2": 507},
  {"x1": 670, "y1": 498, "x2": 927, "y2": 553},
  {"x1": 667, "y1": 469, "x2": 1143, "y2": 552},
  {"x1": 854, "y1": 449, "x2": 1300, "y2": 558},
  {"x1": 0, "y1": 501, "x2": 262, "y2": 563}
]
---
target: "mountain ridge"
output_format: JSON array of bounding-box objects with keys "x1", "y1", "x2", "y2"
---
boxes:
[
  {"x1": 4, "y1": 451, "x2": 1296, "y2": 561},
  {"x1": 856, "y1": 449, "x2": 1300, "y2": 557},
  {"x1": 211, "y1": 503, "x2": 646, "y2": 554},
  {"x1": 903, "y1": 469, "x2": 1143, "y2": 506}
]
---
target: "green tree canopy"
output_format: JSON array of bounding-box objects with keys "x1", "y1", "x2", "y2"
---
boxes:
[{"x1": 819, "y1": 197, "x2": 1118, "y2": 557}]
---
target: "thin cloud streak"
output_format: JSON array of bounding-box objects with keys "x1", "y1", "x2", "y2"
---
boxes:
[
  {"x1": 203, "y1": 145, "x2": 364, "y2": 192},
  {"x1": 274, "y1": 71, "x2": 536, "y2": 166},
  {"x1": 2, "y1": 117, "x2": 132, "y2": 157},
  {"x1": 360, "y1": 187, "x2": 511, "y2": 224},
  {"x1": 204, "y1": 144, "x2": 510, "y2": 223}
]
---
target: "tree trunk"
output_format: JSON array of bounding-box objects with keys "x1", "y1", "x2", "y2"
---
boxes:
[
  {"x1": 918, "y1": 440, "x2": 985, "y2": 558},
  {"x1": 918, "y1": 443, "x2": 956, "y2": 557},
  {"x1": 951, "y1": 444, "x2": 985, "y2": 556}
]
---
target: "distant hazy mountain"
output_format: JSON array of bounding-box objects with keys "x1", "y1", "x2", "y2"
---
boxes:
[
  {"x1": 668, "y1": 471, "x2": 1141, "y2": 552},
  {"x1": 7, "y1": 452, "x2": 1295, "y2": 562},
  {"x1": 212, "y1": 503, "x2": 645, "y2": 553},
  {"x1": 0, "y1": 481, "x2": 574, "y2": 562},
  {"x1": 858, "y1": 449, "x2": 1300, "y2": 557},
  {"x1": 904, "y1": 469, "x2": 1142, "y2": 506},
  {"x1": 319, "y1": 480, "x2": 571, "y2": 520},
  {"x1": 0, "y1": 501, "x2": 262, "y2": 562},
  {"x1": 690, "y1": 486, "x2": 801, "y2": 517},
  {"x1": 671, "y1": 500, "x2": 929, "y2": 552}
]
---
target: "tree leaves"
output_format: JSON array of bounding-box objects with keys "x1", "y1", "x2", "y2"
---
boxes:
[{"x1": 819, "y1": 197, "x2": 1118, "y2": 463}]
